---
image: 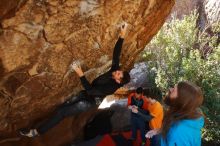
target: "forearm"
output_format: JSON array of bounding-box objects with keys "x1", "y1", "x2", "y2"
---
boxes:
[
  {"x1": 113, "y1": 37, "x2": 124, "y2": 57},
  {"x1": 119, "y1": 31, "x2": 126, "y2": 38},
  {"x1": 75, "y1": 69, "x2": 84, "y2": 77},
  {"x1": 111, "y1": 23, "x2": 127, "y2": 70},
  {"x1": 111, "y1": 37, "x2": 124, "y2": 70},
  {"x1": 80, "y1": 76, "x2": 92, "y2": 90}
]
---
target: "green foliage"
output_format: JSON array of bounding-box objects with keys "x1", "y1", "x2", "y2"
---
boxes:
[{"x1": 142, "y1": 12, "x2": 220, "y2": 144}]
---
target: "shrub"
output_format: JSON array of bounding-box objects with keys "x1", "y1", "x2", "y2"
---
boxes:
[{"x1": 143, "y1": 12, "x2": 220, "y2": 144}]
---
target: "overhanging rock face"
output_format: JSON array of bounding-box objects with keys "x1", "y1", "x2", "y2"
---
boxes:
[{"x1": 0, "y1": 0, "x2": 174, "y2": 135}]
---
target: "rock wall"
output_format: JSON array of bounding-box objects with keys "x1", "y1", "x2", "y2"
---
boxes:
[
  {"x1": 0, "y1": 0, "x2": 174, "y2": 136},
  {"x1": 0, "y1": 0, "x2": 28, "y2": 22}
]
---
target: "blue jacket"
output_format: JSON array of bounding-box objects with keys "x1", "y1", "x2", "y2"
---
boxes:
[{"x1": 161, "y1": 117, "x2": 204, "y2": 146}]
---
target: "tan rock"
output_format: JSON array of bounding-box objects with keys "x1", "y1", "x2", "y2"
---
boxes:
[{"x1": 0, "y1": 0, "x2": 174, "y2": 141}]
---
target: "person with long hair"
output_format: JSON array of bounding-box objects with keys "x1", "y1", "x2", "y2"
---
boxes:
[{"x1": 146, "y1": 81, "x2": 204, "y2": 146}]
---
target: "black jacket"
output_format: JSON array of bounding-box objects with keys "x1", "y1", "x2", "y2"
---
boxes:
[
  {"x1": 130, "y1": 96, "x2": 144, "y2": 109},
  {"x1": 80, "y1": 37, "x2": 124, "y2": 99}
]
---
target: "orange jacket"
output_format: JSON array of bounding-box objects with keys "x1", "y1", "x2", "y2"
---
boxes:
[{"x1": 148, "y1": 101, "x2": 163, "y2": 129}]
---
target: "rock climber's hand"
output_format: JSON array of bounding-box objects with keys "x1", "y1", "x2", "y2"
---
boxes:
[
  {"x1": 120, "y1": 22, "x2": 128, "y2": 38},
  {"x1": 70, "y1": 63, "x2": 84, "y2": 77}
]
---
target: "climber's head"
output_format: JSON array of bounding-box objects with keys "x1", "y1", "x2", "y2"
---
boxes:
[{"x1": 112, "y1": 70, "x2": 130, "y2": 85}]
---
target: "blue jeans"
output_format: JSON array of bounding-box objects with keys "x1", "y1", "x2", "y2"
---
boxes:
[
  {"x1": 150, "y1": 134, "x2": 161, "y2": 146},
  {"x1": 131, "y1": 113, "x2": 148, "y2": 142}
]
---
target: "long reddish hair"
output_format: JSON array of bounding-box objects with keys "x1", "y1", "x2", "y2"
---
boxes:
[{"x1": 161, "y1": 81, "x2": 204, "y2": 138}]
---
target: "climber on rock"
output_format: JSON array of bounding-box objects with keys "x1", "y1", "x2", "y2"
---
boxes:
[{"x1": 20, "y1": 23, "x2": 131, "y2": 137}]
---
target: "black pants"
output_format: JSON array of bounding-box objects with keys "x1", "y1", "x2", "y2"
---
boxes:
[{"x1": 37, "y1": 93, "x2": 96, "y2": 134}]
